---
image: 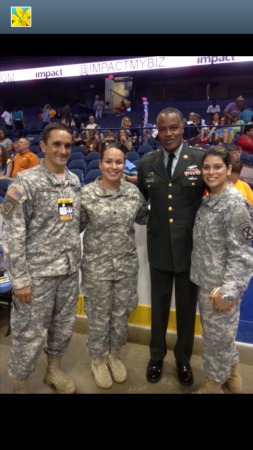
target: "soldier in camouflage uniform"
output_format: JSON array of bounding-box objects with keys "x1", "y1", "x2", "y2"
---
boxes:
[
  {"x1": 190, "y1": 146, "x2": 253, "y2": 394},
  {"x1": 80, "y1": 144, "x2": 149, "y2": 389},
  {"x1": 1, "y1": 122, "x2": 82, "y2": 394}
]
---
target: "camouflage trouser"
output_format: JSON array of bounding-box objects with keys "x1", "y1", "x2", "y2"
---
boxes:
[
  {"x1": 83, "y1": 274, "x2": 138, "y2": 358},
  {"x1": 9, "y1": 271, "x2": 79, "y2": 379},
  {"x1": 198, "y1": 288, "x2": 241, "y2": 384}
]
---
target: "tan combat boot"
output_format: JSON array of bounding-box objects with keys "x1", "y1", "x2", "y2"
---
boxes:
[
  {"x1": 91, "y1": 357, "x2": 113, "y2": 389},
  {"x1": 43, "y1": 356, "x2": 76, "y2": 394},
  {"x1": 108, "y1": 349, "x2": 127, "y2": 383},
  {"x1": 13, "y1": 377, "x2": 30, "y2": 394},
  {"x1": 226, "y1": 365, "x2": 242, "y2": 394},
  {"x1": 193, "y1": 378, "x2": 224, "y2": 394}
]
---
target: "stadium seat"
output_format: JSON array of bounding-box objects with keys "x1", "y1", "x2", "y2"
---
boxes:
[{"x1": 84, "y1": 169, "x2": 102, "y2": 184}]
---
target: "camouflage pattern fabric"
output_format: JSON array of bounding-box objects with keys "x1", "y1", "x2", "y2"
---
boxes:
[
  {"x1": 198, "y1": 287, "x2": 240, "y2": 384},
  {"x1": 83, "y1": 274, "x2": 138, "y2": 357},
  {"x1": 191, "y1": 184, "x2": 253, "y2": 300},
  {"x1": 9, "y1": 271, "x2": 79, "y2": 378}
]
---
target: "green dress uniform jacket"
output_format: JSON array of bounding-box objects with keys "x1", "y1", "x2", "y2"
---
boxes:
[{"x1": 138, "y1": 144, "x2": 206, "y2": 273}]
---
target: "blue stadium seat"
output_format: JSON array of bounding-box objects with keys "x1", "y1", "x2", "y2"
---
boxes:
[
  {"x1": 84, "y1": 169, "x2": 102, "y2": 184},
  {"x1": 85, "y1": 152, "x2": 101, "y2": 168},
  {"x1": 67, "y1": 159, "x2": 87, "y2": 173},
  {"x1": 126, "y1": 151, "x2": 140, "y2": 162},
  {"x1": 86, "y1": 159, "x2": 100, "y2": 170},
  {"x1": 68, "y1": 168, "x2": 85, "y2": 184}
]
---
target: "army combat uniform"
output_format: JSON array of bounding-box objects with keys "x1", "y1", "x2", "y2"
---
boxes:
[
  {"x1": 191, "y1": 184, "x2": 253, "y2": 384},
  {"x1": 80, "y1": 177, "x2": 149, "y2": 358},
  {"x1": 1, "y1": 163, "x2": 82, "y2": 379}
]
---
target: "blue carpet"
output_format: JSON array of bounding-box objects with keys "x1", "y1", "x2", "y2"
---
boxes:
[{"x1": 236, "y1": 277, "x2": 253, "y2": 344}]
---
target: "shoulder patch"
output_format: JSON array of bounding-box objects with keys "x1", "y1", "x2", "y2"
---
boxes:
[
  {"x1": 1, "y1": 198, "x2": 16, "y2": 217},
  {"x1": 7, "y1": 186, "x2": 23, "y2": 202}
]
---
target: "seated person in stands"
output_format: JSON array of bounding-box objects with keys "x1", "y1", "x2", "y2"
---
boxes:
[
  {"x1": 230, "y1": 111, "x2": 244, "y2": 137},
  {"x1": 123, "y1": 159, "x2": 138, "y2": 185},
  {"x1": 12, "y1": 138, "x2": 40, "y2": 177},
  {"x1": 120, "y1": 116, "x2": 139, "y2": 147},
  {"x1": 206, "y1": 100, "x2": 221, "y2": 115},
  {"x1": 0, "y1": 145, "x2": 13, "y2": 178},
  {"x1": 182, "y1": 117, "x2": 198, "y2": 144},
  {"x1": 85, "y1": 130, "x2": 101, "y2": 155},
  {"x1": 72, "y1": 123, "x2": 86, "y2": 146},
  {"x1": 85, "y1": 116, "x2": 98, "y2": 140},
  {"x1": 229, "y1": 160, "x2": 253, "y2": 205},
  {"x1": 237, "y1": 123, "x2": 253, "y2": 156},
  {"x1": 214, "y1": 117, "x2": 234, "y2": 145},
  {"x1": 0, "y1": 129, "x2": 12, "y2": 153},
  {"x1": 117, "y1": 128, "x2": 132, "y2": 153},
  {"x1": 104, "y1": 130, "x2": 116, "y2": 145}
]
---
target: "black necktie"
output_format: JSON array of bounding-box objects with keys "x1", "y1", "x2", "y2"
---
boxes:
[{"x1": 166, "y1": 153, "x2": 175, "y2": 178}]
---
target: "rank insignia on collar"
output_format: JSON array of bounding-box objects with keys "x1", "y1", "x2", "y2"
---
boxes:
[{"x1": 183, "y1": 155, "x2": 188, "y2": 159}]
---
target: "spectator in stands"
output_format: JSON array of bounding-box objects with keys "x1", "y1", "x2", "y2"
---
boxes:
[
  {"x1": 207, "y1": 112, "x2": 220, "y2": 144},
  {"x1": 123, "y1": 158, "x2": 138, "y2": 184},
  {"x1": 1, "y1": 122, "x2": 82, "y2": 394},
  {"x1": 237, "y1": 123, "x2": 253, "y2": 156},
  {"x1": 50, "y1": 107, "x2": 57, "y2": 119},
  {"x1": 206, "y1": 100, "x2": 221, "y2": 115},
  {"x1": 214, "y1": 117, "x2": 234, "y2": 145},
  {"x1": 182, "y1": 118, "x2": 198, "y2": 144},
  {"x1": 11, "y1": 137, "x2": 40, "y2": 178},
  {"x1": 224, "y1": 96, "x2": 244, "y2": 122},
  {"x1": 187, "y1": 112, "x2": 195, "y2": 125},
  {"x1": 120, "y1": 116, "x2": 139, "y2": 147},
  {"x1": 1, "y1": 106, "x2": 13, "y2": 130},
  {"x1": 226, "y1": 144, "x2": 242, "y2": 163},
  {"x1": 85, "y1": 115, "x2": 97, "y2": 139},
  {"x1": 72, "y1": 123, "x2": 86, "y2": 147},
  {"x1": 137, "y1": 107, "x2": 206, "y2": 387},
  {"x1": 13, "y1": 105, "x2": 25, "y2": 134},
  {"x1": 230, "y1": 111, "x2": 244, "y2": 137},
  {"x1": 85, "y1": 130, "x2": 101, "y2": 154},
  {"x1": 104, "y1": 130, "x2": 115, "y2": 145},
  {"x1": 42, "y1": 104, "x2": 51, "y2": 129},
  {"x1": 0, "y1": 129, "x2": 12, "y2": 152},
  {"x1": 239, "y1": 105, "x2": 252, "y2": 124},
  {"x1": 117, "y1": 128, "x2": 132, "y2": 153},
  {"x1": 61, "y1": 104, "x2": 72, "y2": 127},
  {"x1": 118, "y1": 99, "x2": 127, "y2": 114},
  {"x1": 93, "y1": 95, "x2": 104, "y2": 119},
  {"x1": 80, "y1": 144, "x2": 149, "y2": 389},
  {"x1": 229, "y1": 160, "x2": 253, "y2": 205},
  {"x1": 191, "y1": 146, "x2": 253, "y2": 394},
  {"x1": 0, "y1": 145, "x2": 13, "y2": 178}
]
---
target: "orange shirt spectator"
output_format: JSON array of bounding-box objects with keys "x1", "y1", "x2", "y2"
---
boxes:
[{"x1": 12, "y1": 138, "x2": 40, "y2": 178}]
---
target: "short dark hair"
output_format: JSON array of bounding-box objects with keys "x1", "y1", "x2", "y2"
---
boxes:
[{"x1": 41, "y1": 122, "x2": 71, "y2": 143}]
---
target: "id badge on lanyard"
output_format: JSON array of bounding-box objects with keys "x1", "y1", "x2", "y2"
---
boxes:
[{"x1": 58, "y1": 198, "x2": 73, "y2": 221}]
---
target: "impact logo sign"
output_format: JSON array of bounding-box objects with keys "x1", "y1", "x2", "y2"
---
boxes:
[{"x1": 11, "y1": 6, "x2": 32, "y2": 27}]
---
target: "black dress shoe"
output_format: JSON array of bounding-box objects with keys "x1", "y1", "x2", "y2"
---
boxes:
[
  {"x1": 146, "y1": 359, "x2": 163, "y2": 383},
  {"x1": 177, "y1": 362, "x2": 194, "y2": 386}
]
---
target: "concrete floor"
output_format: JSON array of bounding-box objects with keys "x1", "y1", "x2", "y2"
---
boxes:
[{"x1": 1, "y1": 311, "x2": 253, "y2": 394}]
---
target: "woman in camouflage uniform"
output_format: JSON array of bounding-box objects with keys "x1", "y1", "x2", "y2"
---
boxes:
[
  {"x1": 80, "y1": 144, "x2": 149, "y2": 389},
  {"x1": 191, "y1": 146, "x2": 253, "y2": 394}
]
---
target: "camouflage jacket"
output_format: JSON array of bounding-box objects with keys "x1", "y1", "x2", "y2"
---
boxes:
[
  {"x1": 80, "y1": 177, "x2": 149, "y2": 280},
  {"x1": 1, "y1": 163, "x2": 82, "y2": 289},
  {"x1": 190, "y1": 184, "x2": 253, "y2": 300}
]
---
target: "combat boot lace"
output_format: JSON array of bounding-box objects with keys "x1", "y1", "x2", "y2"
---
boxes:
[
  {"x1": 108, "y1": 349, "x2": 127, "y2": 383},
  {"x1": 43, "y1": 356, "x2": 76, "y2": 394},
  {"x1": 91, "y1": 357, "x2": 113, "y2": 389},
  {"x1": 13, "y1": 377, "x2": 30, "y2": 394},
  {"x1": 226, "y1": 365, "x2": 242, "y2": 394},
  {"x1": 193, "y1": 379, "x2": 224, "y2": 394}
]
